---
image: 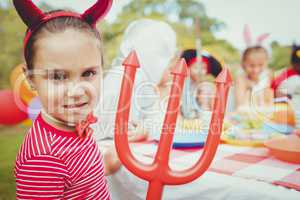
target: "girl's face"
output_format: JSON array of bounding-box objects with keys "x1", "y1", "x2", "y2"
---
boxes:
[
  {"x1": 196, "y1": 82, "x2": 216, "y2": 111},
  {"x1": 190, "y1": 62, "x2": 208, "y2": 82},
  {"x1": 243, "y1": 51, "x2": 268, "y2": 81},
  {"x1": 29, "y1": 29, "x2": 102, "y2": 124}
]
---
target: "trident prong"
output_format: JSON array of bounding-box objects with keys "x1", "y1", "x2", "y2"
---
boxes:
[
  {"x1": 114, "y1": 51, "x2": 157, "y2": 180},
  {"x1": 115, "y1": 51, "x2": 232, "y2": 200},
  {"x1": 164, "y1": 68, "x2": 232, "y2": 185}
]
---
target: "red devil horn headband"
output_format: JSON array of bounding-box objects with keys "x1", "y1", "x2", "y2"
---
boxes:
[
  {"x1": 82, "y1": 0, "x2": 112, "y2": 27},
  {"x1": 13, "y1": 0, "x2": 45, "y2": 28},
  {"x1": 13, "y1": 0, "x2": 112, "y2": 28},
  {"x1": 13, "y1": 0, "x2": 112, "y2": 56}
]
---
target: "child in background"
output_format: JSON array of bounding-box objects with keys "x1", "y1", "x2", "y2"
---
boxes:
[
  {"x1": 13, "y1": 0, "x2": 113, "y2": 199},
  {"x1": 272, "y1": 44, "x2": 300, "y2": 99},
  {"x1": 235, "y1": 46, "x2": 273, "y2": 110},
  {"x1": 271, "y1": 44, "x2": 300, "y2": 129},
  {"x1": 180, "y1": 49, "x2": 222, "y2": 119}
]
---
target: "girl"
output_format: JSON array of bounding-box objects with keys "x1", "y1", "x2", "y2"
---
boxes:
[
  {"x1": 235, "y1": 46, "x2": 273, "y2": 110},
  {"x1": 180, "y1": 49, "x2": 222, "y2": 119},
  {"x1": 13, "y1": 0, "x2": 113, "y2": 199},
  {"x1": 271, "y1": 44, "x2": 300, "y2": 129}
]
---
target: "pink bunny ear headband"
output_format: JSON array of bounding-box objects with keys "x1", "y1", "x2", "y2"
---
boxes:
[
  {"x1": 13, "y1": 0, "x2": 113, "y2": 56},
  {"x1": 243, "y1": 24, "x2": 270, "y2": 47}
]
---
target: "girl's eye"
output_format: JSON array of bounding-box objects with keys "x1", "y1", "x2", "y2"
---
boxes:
[
  {"x1": 48, "y1": 72, "x2": 67, "y2": 81},
  {"x1": 82, "y1": 70, "x2": 97, "y2": 78}
]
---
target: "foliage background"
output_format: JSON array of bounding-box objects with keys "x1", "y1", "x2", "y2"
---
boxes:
[{"x1": 0, "y1": 0, "x2": 292, "y2": 89}]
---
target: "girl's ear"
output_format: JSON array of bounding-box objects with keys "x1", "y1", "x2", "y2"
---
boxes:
[{"x1": 22, "y1": 65, "x2": 36, "y2": 91}]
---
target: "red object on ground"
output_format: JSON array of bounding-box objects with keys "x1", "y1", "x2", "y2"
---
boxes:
[{"x1": 114, "y1": 51, "x2": 232, "y2": 200}]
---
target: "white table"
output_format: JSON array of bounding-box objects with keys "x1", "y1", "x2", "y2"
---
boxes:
[{"x1": 106, "y1": 143, "x2": 300, "y2": 200}]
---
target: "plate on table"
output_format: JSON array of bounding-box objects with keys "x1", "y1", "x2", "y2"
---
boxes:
[
  {"x1": 151, "y1": 118, "x2": 209, "y2": 149},
  {"x1": 152, "y1": 127, "x2": 208, "y2": 149},
  {"x1": 172, "y1": 129, "x2": 208, "y2": 149},
  {"x1": 221, "y1": 124, "x2": 284, "y2": 147},
  {"x1": 222, "y1": 112, "x2": 293, "y2": 147},
  {"x1": 264, "y1": 135, "x2": 300, "y2": 164}
]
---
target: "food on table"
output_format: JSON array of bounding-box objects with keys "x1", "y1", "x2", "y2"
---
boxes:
[{"x1": 222, "y1": 112, "x2": 284, "y2": 146}]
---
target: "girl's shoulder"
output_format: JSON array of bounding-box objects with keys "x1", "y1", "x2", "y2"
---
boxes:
[{"x1": 19, "y1": 120, "x2": 53, "y2": 158}]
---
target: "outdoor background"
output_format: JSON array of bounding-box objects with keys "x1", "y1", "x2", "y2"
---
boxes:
[{"x1": 0, "y1": 0, "x2": 299, "y2": 199}]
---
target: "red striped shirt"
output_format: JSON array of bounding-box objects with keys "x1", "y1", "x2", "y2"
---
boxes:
[{"x1": 15, "y1": 114, "x2": 110, "y2": 200}]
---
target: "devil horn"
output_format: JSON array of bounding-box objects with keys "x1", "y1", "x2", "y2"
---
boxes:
[
  {"x1": 82, "y1": 0, "x2": 113, "y2": 27},
  {"x1": 13, "y1": 0, "x2": 45, "y2": 28}
]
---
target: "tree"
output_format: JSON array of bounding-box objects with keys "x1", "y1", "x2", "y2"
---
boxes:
[
  {"x1": 99, "y1": 0, "x2": 239, "y2": 68},
  {"x1": 0, "y1": 3, "x2": 26, "y2": 89},
  {"x1": 270, "y1": 41, "x2": 291, "y2": 70},
  {"x1": 0, "y1": 1, "x2": 55, "y2": 89},
  {"x1": 0, "y1": 0, "x2": 240, "y2": 89}
]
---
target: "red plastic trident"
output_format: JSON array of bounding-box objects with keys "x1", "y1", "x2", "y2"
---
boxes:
[{"x1": 115, "y1": 51, "x2": 232, "y2": 200}]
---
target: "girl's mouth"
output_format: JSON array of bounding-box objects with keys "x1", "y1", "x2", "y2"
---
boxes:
[{"x1": 63, "y1": 102, "x2": 88, "y2": 109}]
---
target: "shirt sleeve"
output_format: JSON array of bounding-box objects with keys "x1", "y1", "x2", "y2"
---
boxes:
[{"x1": 15, "y1": 155, "x2": 69, "y2": 200}]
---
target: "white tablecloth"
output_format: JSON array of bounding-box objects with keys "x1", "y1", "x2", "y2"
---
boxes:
[{"x1": 106, "y1": 143, "x2": 300, "y2": 200}]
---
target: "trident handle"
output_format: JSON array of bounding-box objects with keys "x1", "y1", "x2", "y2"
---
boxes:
[{"x1": 146, "y1": 59, "x2": 188, "y2": 199}]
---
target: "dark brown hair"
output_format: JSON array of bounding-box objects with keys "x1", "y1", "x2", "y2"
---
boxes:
[
  {"x1": 25, "y1": 11, "x2": 103, "y2": 70},
  {"x1": 242, "y1": 46, "x2": 268, "y2": 63}
]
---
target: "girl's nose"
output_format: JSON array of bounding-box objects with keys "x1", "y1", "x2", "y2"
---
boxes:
[{"x1": 66, "y1": 82, "x2": 85, "y2": 97}]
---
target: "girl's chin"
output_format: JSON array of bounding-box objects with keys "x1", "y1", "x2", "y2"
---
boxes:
[
  {"x1": 62, "y1": 110, "x2": 92, "y2": 123},
  {"x1": 60, "y1": 115, "x2": 88, "y2": 125}
]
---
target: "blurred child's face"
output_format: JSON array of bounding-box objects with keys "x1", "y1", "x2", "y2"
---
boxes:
[
  {"x1": 243, "y1": 51, "x2": 268, "y2": 81},
  {"x1": 29, "y1": 29, "x2": 102, "y2": 124},
  {"x1": 190, "y1": 62, "x2": 208, "y2": 82},
  {"x1": 196, "y1": 82, "x2": 216, "y2": 111}
]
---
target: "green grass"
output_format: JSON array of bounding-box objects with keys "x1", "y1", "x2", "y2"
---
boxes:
[{"x1": 0, "y1": 125, "x2": 27, "y2": 200}]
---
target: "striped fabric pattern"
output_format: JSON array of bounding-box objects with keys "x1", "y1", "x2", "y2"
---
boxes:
[{"x1": 15, "y1": 114, "x2": 110, "y2": 199}]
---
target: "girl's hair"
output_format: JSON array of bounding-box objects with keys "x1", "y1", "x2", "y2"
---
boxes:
[
  {"x1": 180, "y1": 49, "x2": 222, "y2": 77},
  {"x1": 291, "y1": 44, "x2": 300, "y2": 65},
  {"x1": 242, "y1": 46, "x2": 268, "y2": 62},
  {"x1": 25, "y1": 10, "x2": 104, "y2": 70}
]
